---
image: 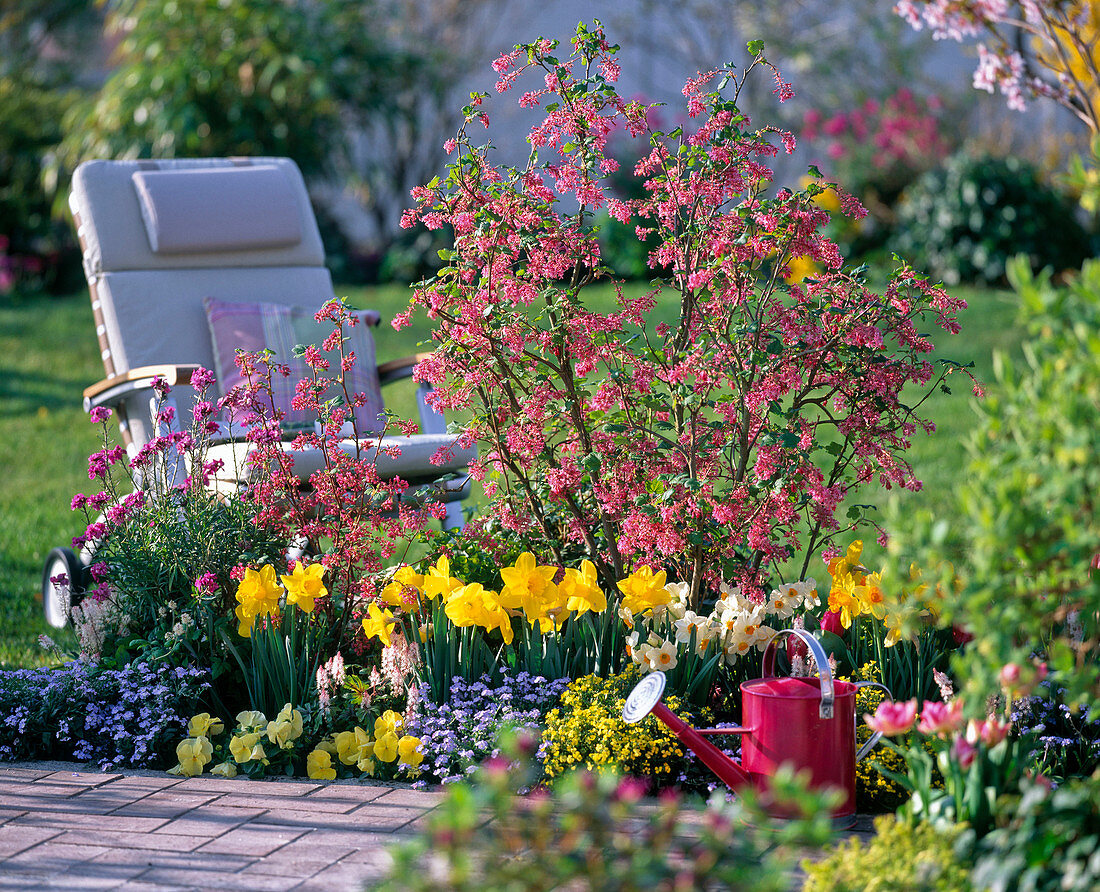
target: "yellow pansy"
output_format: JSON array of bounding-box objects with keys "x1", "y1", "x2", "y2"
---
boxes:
[
  {"x1": 229, "y1": 731, "x2": 262, "y2": 763},
  {"x1": 188, "y1": 713, "x2": 224, "y2": 738},
  {"x1": 334, "y1": 727, "x2": 371, "y2": 765},
  {"x1": 267, "y1": 704, "x2": 304, "y2": 749},
  {"x1": 361, "y1": 602, "x2": 397, "y2": 647},
  {"x1": 375, "y1": 710, "x2": 403, "y2": 738},
  {"x1": 306, "y1": 749, "x2": 337, "y2": 780},
  {"x1": 398, "y1": 735, "x2": 424, "y2": 769},
  {"x1": 560, "y1": 560, "x2": 607, "y2": 616},
  {"x1": 210, "y1": 761, "x2": 237, "y2": 779},
  {"x1": 175, "y1": 736, "x2": 213, "y2": 777},
  {"x1": 236, "y1": 710, "x2": 267, "y2": 731},
  {"x1": 374, "y1": 731, "x2": 399, "y2": 763},
  {"x1": 280, "y1": 562, "x2": 327, "y2": 612},
  {"x1": 616, "y1": 566, "x2": 670, "y2": 614}
]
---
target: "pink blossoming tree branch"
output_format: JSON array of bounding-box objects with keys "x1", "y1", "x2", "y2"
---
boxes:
[
  {"x1": 896, "y1": 0, "x2": 1100, "y2": 134},
  {"x1": 400, "y1": 22, "x2": 968, "y2": 608}
]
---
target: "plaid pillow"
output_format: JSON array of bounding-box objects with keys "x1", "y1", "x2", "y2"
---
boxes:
[{"x1": 203, "y1": 296, "x2": 385, "y2": 433}]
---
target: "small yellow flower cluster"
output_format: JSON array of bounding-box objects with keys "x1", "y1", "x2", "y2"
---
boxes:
[
  {"x1": 540, "y1": 666, "x2": 707, "y2": 780},
  {"x1": 168, "y1": 706, "x2": 423, "y2": 782},
  {"x1": 168, "y1": 706, "x2": 303, "y2": 778},
  {"x1": 363, "y1": 553, "x2": 609, "y2": 646},
  {"x1": 234, "y1": 563, "x2": 327, "y2": 637},
  {"x1": 312, "y1": 710, "x2": 424, "y2": 779}
]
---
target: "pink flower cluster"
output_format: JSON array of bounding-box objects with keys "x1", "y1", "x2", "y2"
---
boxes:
[{"x1": 866, "y1": 696, "x2": 1011, "y2": 767}]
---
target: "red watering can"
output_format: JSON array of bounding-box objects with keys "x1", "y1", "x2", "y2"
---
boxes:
[{"x1": 622, "y1": 628, "x2": 891, "y2": 827}]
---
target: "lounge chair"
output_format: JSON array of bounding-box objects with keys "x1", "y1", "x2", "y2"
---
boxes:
[{"x1": 41, "y1": 157, "x2": 474, "y2": 628}]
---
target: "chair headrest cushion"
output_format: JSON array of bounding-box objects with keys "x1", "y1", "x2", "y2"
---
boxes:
[{"x1": 132, "y1": 165, "x2": 303, "y2": 254}]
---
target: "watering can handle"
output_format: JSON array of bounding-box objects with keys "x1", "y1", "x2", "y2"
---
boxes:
[
  {"x1": 760, "y1": 628, "x2": 835, "y2": 720},
  {"x1": 852, "y1": 681, "x2": 894, "y2": 761}
]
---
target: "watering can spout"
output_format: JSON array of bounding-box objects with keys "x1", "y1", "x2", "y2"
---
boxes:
[{"x1": 622, "y1": 671, "x2": 754, "y2": 791}]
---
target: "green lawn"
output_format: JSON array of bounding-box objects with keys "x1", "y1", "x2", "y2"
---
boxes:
[{"x1": 0, "y1": 279, "x2": 1025, "y2": 667}]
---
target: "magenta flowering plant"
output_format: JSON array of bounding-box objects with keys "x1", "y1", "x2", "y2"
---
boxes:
[
  {"x1": 67, "y1": 369, "x2": 287, "y2": 692},
  {"x1": 401, "y1": 22, "x2": 969, "y2": 607}
]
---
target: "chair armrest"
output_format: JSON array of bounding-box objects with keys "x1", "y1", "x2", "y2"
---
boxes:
[
  {"x1": 82, "y1": 364, "x2": 201, "y2": 412},
  {"x1": 377, "y1": 353, "x2": 433, "y2": 387}
]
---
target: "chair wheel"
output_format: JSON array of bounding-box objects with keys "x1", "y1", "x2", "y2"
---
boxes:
[{"x1": 42, "y1": 547, "x2": 86, "y2": 629}]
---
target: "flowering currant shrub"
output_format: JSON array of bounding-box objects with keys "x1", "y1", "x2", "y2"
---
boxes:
[
  {"x1": 400, "y1": 22, "x2": 968, "y2": 607},
  {"x1": 230, "y1": 298, "x2": 437, "y2": 610}
]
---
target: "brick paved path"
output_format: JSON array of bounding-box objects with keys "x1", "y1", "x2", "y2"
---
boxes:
[
  {"x1": 0, "y1": 762, "x2": 876, "y2": 891},
  {"x1": 0, "y1": 763, "x2": 442, "y2": 891}
]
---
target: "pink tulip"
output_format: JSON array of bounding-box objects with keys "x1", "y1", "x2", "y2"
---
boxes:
[
  {"x1": 952, "y1": 735, "x2": 976, "y2": 768},
  {"x1": 999, "y1": 663, "x2": 1021, "y2": 688},
  {"x1": 820, "y1": 610, "x2": 844, "y2": 636},
  {"x1": 865, "y1": 699, "x2": 918, "y2": 736},
  {"x1": 968, "y1": 717, "x2": 1012, "y2": 747},
  {"x1": 917, "y1": 700, "x2": 965, "y2": 737}
]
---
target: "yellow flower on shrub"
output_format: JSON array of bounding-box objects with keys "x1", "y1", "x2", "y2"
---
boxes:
[
  {"x1": 560, "y1": 559, "x2": 607, "y2": 616},
  {"x1": 306, "y1": 749, "x2": 337, "y2": 780},
  {"x1": 175, "y1": 736, "x2": 213, "y2": 777},
  {"x1": 617, "y1": 566, "x2": 670, "y2": 614},
  {"x1": 541, "y1": 666, "x2": 704, "y2": 780},
  {"x1": 188, "y1": 713, "x2": 224, "y2": 738},
  {"x1": 281, "y1": 562, "x2": 327, "y2": 612},
  {"x1": 362, "y1": 602, "x2": 397, "y2": 647}
]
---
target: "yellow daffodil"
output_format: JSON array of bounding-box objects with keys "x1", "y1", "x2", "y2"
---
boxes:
[
  {"x1": 374, "y1": 731, "x2": 399, "y2": 763},
  {"x1": 421, "y1": 555, "x2": 463, "y2": 600},
  {"x1": 175, "y1": 736, "x2": 213, "y2": 777},
  {"x1": 381, "y1": 565, "x2": 425, "y2": 607},
  {"x1": 234, "y1": 565, "x2": 283, "y2": 637},
  {"x1": 827, "y1": 572, "x2": 860, "y2": 629},
  {"x1": 856, "y1": 571, "x2": 887, "y2": 620},
  {"x1": 280, "y1": 562, "x2": 327, "y2": 612},
  {"x1": 210, "y1": 761, "x2": 237, "y2": 779},
  {"x1": 617, "y1": 566, "x2": 670, "y2": 615},
  {"x1": 188, "y1": 713, "x2": 224, "y2": 738},
  {"x1": 498, "y1": 552, "x2": 559, "y2": 616},
  {"x1": 306, "y1": 749, "x2": 337, "y2": 780},
  {"x1": 398, "y1": 735, "x2": 424, "y2": 769},
  {"x1": 361, "y1": 602, "x2": 397, "y2": 647}
]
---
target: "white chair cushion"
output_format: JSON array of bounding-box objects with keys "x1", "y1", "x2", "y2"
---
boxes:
[{"x1": 132, "y1": 166, "x2": 302, "y2": 254}]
